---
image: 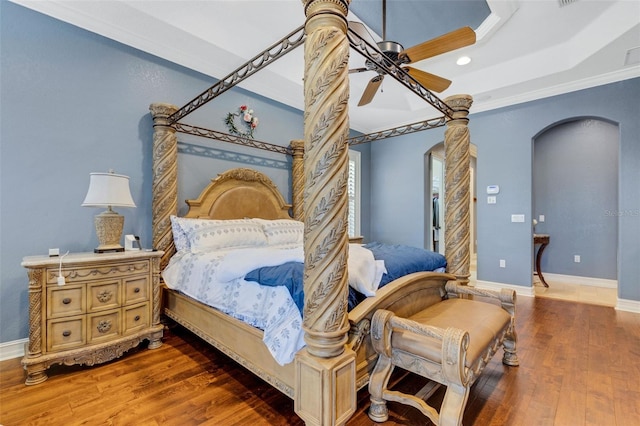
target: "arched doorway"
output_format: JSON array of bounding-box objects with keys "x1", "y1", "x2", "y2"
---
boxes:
[{"x1": 533, "y1": 117, "x2": 619, "y2": 295}]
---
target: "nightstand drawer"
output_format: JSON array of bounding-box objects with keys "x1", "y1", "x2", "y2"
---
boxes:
[
  {"x1": 123, "y1": 303, "x2": 150, "y2": 334},
  {"x1": 47, "y1": 260, "x2": 150, "y2": 284},
  {"x1": 88, "y1": 310, "x2": 120, "y2": 343},
  {"x1": 47, "y1": 286, "x2": 85, "y2": 318},
  {"x1": 123, "y1": 275, "x2": 149, "y2": 305},
  {"x1": 47, "y1": 316, "x2": 86, "y2": 351},
  {"x1": 87, "y1": 280, "x2": 120, "y2": 312}
]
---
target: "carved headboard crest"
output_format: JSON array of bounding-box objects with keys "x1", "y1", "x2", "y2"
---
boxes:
[{"x1": 217, "y1": 167, "x2": 279, "y2": 187}]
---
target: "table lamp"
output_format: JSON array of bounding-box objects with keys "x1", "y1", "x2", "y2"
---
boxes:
[{"x1": 82, "y1": 170, "x2": 136, "y2": 253}]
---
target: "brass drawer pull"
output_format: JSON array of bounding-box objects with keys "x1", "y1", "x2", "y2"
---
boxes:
[
  {"x1": 134, "y1": 315, "x2": 141, "y2": 321},
  {"x1": 134, "y1": 287, "x2": 140, "y2": 293},
  {"x1": 62, "y1": 298, "x2": 71, "y2": 305},
  {"x1": 62, "y1": 330, "x2": 71, "y2": 337}
]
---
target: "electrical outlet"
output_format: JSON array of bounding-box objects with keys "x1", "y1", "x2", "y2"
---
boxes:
[
  {"x1": 539, "y1": 214, "x2": 545, "y2": 222},
  {"x1": 511, "y1": 214, "x2": 525, "y2": 223},
  {"x1": 574, "y1": 255, "x2": 581, "y2": 263},
  {"x1": 487, "y1": 196, "x2": 497, "y2": 204},
  {"x1": 499, "y1": 259, "x2": 506, "y2": 268}
]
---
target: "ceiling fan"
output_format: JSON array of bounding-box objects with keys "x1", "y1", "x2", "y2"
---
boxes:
[{"x1": 349, "y1": 0, "x2": 476, "y2": 106}]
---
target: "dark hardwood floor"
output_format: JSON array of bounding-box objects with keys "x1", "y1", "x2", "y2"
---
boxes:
[{"x1": 1, "y1": 296, "x2": 639, "y2": 425}]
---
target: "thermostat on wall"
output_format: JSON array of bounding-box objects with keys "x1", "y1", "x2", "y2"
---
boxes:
[{"x1": 487, "y1": 185, "x2": 500, "y2": 195}]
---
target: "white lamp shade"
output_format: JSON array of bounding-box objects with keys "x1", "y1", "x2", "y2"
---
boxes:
[{"x1": 82, "y1": 172, "x2": 136, "y2": 208}]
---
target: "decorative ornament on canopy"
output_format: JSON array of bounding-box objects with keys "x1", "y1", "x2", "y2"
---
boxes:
[{"x1": 224, "y1": 105, "x2": 259, "y2": 138}]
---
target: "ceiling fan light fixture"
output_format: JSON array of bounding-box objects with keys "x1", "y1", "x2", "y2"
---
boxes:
[{"x1": 457, "y1": 56, "x2": 472, "y2": 66}]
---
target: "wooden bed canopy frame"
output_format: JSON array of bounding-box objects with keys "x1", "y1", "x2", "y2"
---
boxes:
[{"x1": 149, "y1": 1, "x2": 473, "y2": 424}]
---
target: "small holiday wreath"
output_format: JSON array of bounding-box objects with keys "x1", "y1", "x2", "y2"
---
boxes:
[{"x1": 224, "y1": 105, "x2": 259, "y2": 138}]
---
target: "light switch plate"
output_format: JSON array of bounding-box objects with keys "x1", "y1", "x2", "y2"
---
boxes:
[{"x1": 487, "y1": 196, "x2": 497, "y2": 204}]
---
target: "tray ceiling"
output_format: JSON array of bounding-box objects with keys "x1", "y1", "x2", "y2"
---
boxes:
[{"x1": 11, "y1": 0, "x2": 640, "y2": 133}]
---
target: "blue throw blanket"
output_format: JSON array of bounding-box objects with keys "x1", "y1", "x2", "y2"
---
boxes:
[{"x1": 245, "y1": 242, "x2": 446, "y2": 312}]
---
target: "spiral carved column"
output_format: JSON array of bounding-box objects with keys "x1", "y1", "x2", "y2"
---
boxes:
[
  {"x1": 443, "y1": 94, "x2": 473, "y2": 286},
  {"x1": 301, "y1": 0, "x2": 351, "y2": 359},
  {"x1": 21, "y1": 268, "x2": 48, "y2": 385},
  {"x1": 26, "y1": 268, "x2": 43, "y2": 357},
  {"x1": 290, "y1": 139, "x2": 305, "y2": 222},
  {"x1": 148, "y1": 255, "x2": 164, "y2": 349},
  {"x1": 294, "y1": 1, "x2": 355, "y2": 424},
  {"x1": 149, "y1": 103, "x2": 178, "y2": 270}
]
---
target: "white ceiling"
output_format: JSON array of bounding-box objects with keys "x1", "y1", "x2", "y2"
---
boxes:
[{"x1": 12, "y1": 0, "x2": 640, "y2": 134}]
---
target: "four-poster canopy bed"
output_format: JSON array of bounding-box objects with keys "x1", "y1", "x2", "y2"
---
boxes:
[{"x1": 149, "y1": 1, "x2": 473, "y2": 424}]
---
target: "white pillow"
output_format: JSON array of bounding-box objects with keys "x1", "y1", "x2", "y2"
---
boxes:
[
  {"x1": 187, "y1": 220, "x2": 268, "y2": 252},
  {"x1": 255, "y1": 219, "x2": 304, "y2": 247},
  {"x1": 348, "y1": 244, "x2": 386, "y2": 297},
  {"x1": 170, "y1": 216, "x2": 215, "y2": 251}
]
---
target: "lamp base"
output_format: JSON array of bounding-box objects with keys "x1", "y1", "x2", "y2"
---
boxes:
[{"x1": 94, "y1": 209, "x2": 125, "y2": 254}]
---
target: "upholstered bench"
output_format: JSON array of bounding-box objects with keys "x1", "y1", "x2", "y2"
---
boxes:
[{"x1": 368, "y1": 281, "x2": 519, "y2": 426}]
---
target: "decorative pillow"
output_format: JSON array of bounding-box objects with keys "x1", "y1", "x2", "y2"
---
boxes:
[
  {"x1": 186, "y1": 220, "x2": 268, "y2": 252},
  {"x1": 255, "y1": 219, "x2": 304, "y2": 247},
  {"x1": 170, "y1": 216, "x2": 215, "y2": 251}
]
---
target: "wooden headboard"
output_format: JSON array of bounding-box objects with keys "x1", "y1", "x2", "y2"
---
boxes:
[{"x1": 184, "y1": 168, "x2": 292, "y2": 221}]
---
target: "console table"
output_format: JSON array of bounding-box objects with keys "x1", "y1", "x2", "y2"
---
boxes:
[{"x1": 534, "y1": 234, "x2": 550, "y2": 287}]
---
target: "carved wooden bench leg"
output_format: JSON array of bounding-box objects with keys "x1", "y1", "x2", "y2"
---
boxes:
[
  {"x1": 368, "y1": 355, "x2": 393, "y2": 423},
  {"x1": 439, "y1": 383, "x2": 470, "y2": 426}
]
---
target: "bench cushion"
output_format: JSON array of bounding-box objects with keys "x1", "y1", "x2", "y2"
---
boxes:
[{"x1": 391, "y1": 298, "x2": 511, "y2": 368}]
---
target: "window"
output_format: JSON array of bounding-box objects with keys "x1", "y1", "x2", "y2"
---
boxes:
[{"x1": 348, "y1": 150, "x2": 361, "y2": 238}]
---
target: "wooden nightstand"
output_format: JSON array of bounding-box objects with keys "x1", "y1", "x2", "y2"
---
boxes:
[{"x1": 21, "y1": 250, "x2": 164, "y2": 385}]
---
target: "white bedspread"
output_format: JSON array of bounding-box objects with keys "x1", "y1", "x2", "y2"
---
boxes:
[
  {"x1": 163, "y1": 246, "x2": 305, "y2": 365},
  {"x1": 162, "y1": 244, "x2": 384, "y2": 365}
]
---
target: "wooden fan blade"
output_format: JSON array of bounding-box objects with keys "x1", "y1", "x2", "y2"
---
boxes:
[
  {"x1": 358, "y1": 75, "x2": 384, "y2": 106},
  {"x1": 348, "y1": 21, "x2": 379, "y2": 49},
  {"x1": 400, "y1": 26, "x2": 476, "y2": 64},
  {"x1": 404, "y1": 67, "x2": 451, "y2": 93}
]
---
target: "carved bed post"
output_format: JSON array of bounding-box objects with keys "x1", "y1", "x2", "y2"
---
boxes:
[
  {"x1": 443, "y1": 94, "x2": 473, "y2": 286},
  {"x1": 295, "y1": 1, "x2": 356, "y2": 425},
  {"x1": 149, "y1": 103, "x2": 179, "y2": 270},
  {"x1": 290, "y1": 139, "x2": 305, "y2": 222}
]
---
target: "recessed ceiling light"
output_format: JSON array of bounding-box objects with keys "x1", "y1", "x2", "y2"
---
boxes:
[{"x1": 457, "y1": 56, "x2": 471, "y2": 66}]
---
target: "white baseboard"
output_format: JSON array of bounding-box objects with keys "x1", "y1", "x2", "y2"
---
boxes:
[
  {"x1": 616, "y1": 298, "x2": 640, "y2": 313},
  {"x1": 476, "y1": 278, "x2": 639, "y2": 313},
  {"x1": 474, "y1": 280, "x2": 536, "y2": 297},
  {"x1": 0, "y1": 338, "x2": 27, "y2": 361},
  {"x1": 542, "y1": 273, "x2": 618, "y2": 289}
]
